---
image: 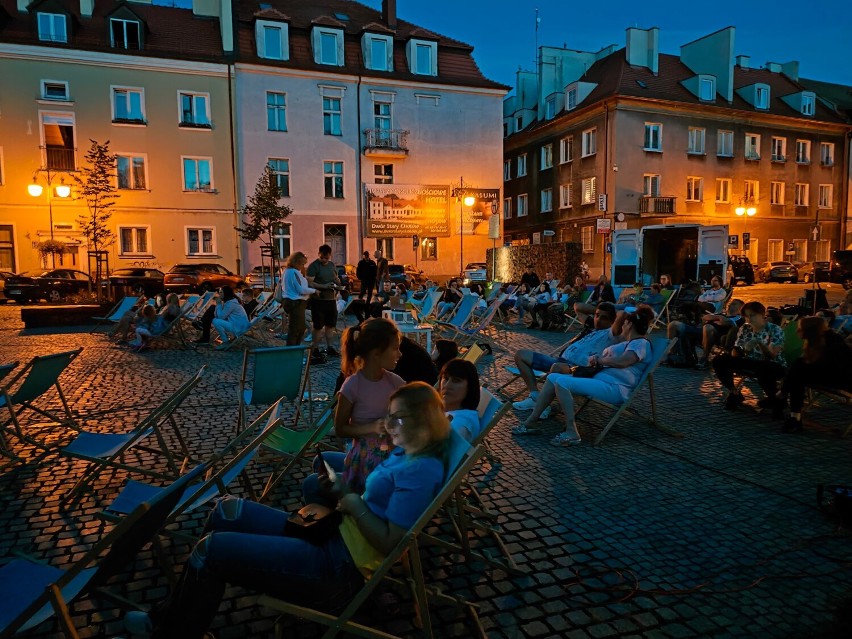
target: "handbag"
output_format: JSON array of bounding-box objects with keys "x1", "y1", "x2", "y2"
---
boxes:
[
  {"x1": 273, "y1": 273, "x2": 286, "y2": 304},
  {"x1": 568, "y1": 364, "x2": 603, "y2": 378},
  {"x1": 284, "y1": 505, "x2": 342, "y2": 543}
]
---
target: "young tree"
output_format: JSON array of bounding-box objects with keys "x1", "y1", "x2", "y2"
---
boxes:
[
  {"x1": 74, "y1": 140, "x2": 118, "y2": 298},
  {"x1": 237, "y1": 164, "x2": 293, "y2": 268}
]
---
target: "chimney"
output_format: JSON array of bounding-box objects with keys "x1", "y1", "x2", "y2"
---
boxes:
[
  {"x1": 736, "y1": 55, "x2": 750, "y2": 70},
  {"x1": 766, "y1": 62, "x2": 781, "y2": 73},
  {"x1": 625, "y1": 27, "x2": 659, "y2": 74},
  {"x1": 382, "y1": 0, "x2": 397, "y2": 29},
  {"x1": 780, "y1": 60, "x2": 799, "y2": 81},
  {"x1": 80, "y1": 0, "x2": 94, "y2": 17}
]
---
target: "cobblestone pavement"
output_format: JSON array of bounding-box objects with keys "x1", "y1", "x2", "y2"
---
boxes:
[{"x1": 0, "y1": 299, "x2": 850, "y2": 639}]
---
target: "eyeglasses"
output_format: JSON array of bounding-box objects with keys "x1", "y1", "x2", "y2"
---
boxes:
[{"x1": 384, "y1": 412, "x2": 410, "y2": 429}]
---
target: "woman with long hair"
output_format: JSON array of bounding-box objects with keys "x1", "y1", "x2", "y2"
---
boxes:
[{"x1": 279, "y1": 252, "x2": 315, "y2": 347}]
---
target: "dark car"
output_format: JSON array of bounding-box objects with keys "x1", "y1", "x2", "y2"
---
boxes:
[
  {"x1": 797, "y1": 261, "x2": 830, "y2": 284},
  {"x1": 0, "y1": 270, "x2": 14, "y2": 303},
  {"x1": 105, "y1": 268, "x2": 165, "y2": 297},
  {"x1": 829, "y1": 250, "x2": 852, "y2": 289},
  {"x1": 756, "y1": 261, "x2": 798, "y2": 283},
  {"x1": 4, "y1": 269, "x2": 93, "y2": 303},
  {"x1": 727, "y1": 255, "x2": 754, "y2": 285},
  {"x1": 163, "y1": 263, "x2": 243, "y2": 293},
  {"x1": 387, "y1": 264, "x2": 412, "y2": 287}
]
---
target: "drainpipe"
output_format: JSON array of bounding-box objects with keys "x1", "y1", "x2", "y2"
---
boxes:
[
  {"x1": 602, "y1": 101, "x2": 610, "y2": 279},
  {"x1": 356, "y1": 74, "x2": 364, "y2": 258},
  {"x1": 227, "y1": 62, "x2": 242, "y2": 275},
  {"x1": 842, "y1": 131, "x2": 851, "y2": 249}
]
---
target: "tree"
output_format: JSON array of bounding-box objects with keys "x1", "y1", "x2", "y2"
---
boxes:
[
  {"x1": 237, "y1": 164, "x2": 293, "y2": 267},
  {"x1": 73, "y1": 140, "x2": 118, "y2": 299}
]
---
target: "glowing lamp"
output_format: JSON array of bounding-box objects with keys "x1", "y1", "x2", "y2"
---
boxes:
[
  {"x1": 463, "y1": 195, "x2": 475, "y2": 207},
  {"x1": 55, "y1": 182, "x2": 71, "y2": 198},
  {"x1": 28, "y1": 183, "x2": 44, "y2": 197}
]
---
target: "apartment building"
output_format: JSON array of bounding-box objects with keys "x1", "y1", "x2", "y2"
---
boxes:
[
  {"x1": 0, "y1": 0, "x2": 238, "y2": 274},
  {"x1": 503, "y1": 27, "x2": 850, "y2": 275}
]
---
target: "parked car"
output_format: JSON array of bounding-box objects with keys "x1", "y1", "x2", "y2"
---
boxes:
[
  {"x1": 244, "y1": 265, "x2": 279, "y2": 290},
  {"x1": 0, "y1": 270, "x2": 14, "y2": 303},
  {"x1": 104, "y1": 268, "x2": 165, "y2": 297},
  {"x1": 463, "y1": 262, "x2": 488, "y2": 286},
  {"x1": 163, "y1": 263, "x2": 243, "y2": 293},
  {"x1": 387, "y1": 263, "x2": 413, "y2": 287},
  {"x1": 756, "y1": 261, "x2": 798, "y2": 283},
  {"x1": 797, "y1": 261, "x2": 830, "y2": 284},
  {"x1": 4, "y1": 269, "x2": 93, "y2": 303},
  {"x1": 726, "y1": 255, "x2": 755, "y2": 285},
  {"x1": 829, "y1": 250, "x2": 852, "y2": 289}
]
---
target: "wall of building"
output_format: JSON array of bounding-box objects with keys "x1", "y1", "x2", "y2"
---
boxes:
[{"x1": 487, "y1": 241, "x2": 582, "y2": 284}]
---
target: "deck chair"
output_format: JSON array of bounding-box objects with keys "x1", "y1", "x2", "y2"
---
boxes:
[
  {"x1": 58, "y1": 366, "x2": 205, "y2": 505},
  {"x1": 460, "y1": 343, "x2": 486, "y2": 366},
  {"x1": 733, "y1": 321, "x2": 802, "y2": 400},
  {"x1": 91, "y1": 296, "x2": 139, "y2": 331},
  {"x1": 0, "y1": 463, "x2": 207, "y2": 639},
  {"x1": 0, "y1": 361, "x2": 19, "y2": 462},
  {"x1": 237, "y1": 345, "x2": 311, "y2": 435},
  {"x1": 433, "y1": 294, "x2": 479, "y2": 337},
  {"x1": 412, "y1": 290, "x2": 443, "y2": 323},
  {"x1": 494, "y1": 340, "x2": 567, "y2": 400},
  {"x1": 259, "y1": 395, "x2": 338, "y2": 501},
  {"x1": 440, "y1": 294, "x2": 507, "y2": 350},
  {"x1": 574, "y1": 336, "x2": 680, "y2": 445},
  {"x1": 648, "y1": 287, "x2": 677, "y2": 332},
  {"x1": 181, "y1": 291, "x2": 215, "y2": 322},
  {"x1": 215, "y1": 305, "x2": 281, "y2": 351},
  {"x1": 563, "y1": 289, "x2": 593, "y2": 332},
  {"x1": 1, "y1": 349, "x2": 83, "y2": 448},
  {"x1": 257, "y1": 442, "x2": 487, "y2": 639}
]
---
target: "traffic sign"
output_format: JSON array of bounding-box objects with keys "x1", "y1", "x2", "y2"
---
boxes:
[
  {"x1": 596, "y1": 218, "x2": 612, "y2": 234},
  {"x1": 811, "y1": 225, "x2": 820, "y2": 241},
  {"x1": 597, "y1": 194, "x2": 608, "y2": 212},
  {"x1": 743, "y1": 232, "x2": 751, "y2": 249},
  {"x1": 728, "y1": 234, "x2": 739, "y2": 248}
]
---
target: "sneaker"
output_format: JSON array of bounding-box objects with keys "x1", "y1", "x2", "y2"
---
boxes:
[
  {"x1": 539, "y1": 406, "x2": 552, "y2": 420},
  {"x1": 325, "y1": 346, "x2": 340, "y2": 357},
  {"x1": 724, "y1": 392, "x2": 744, "y2": 410},
  {"x1": 511, "y1": 424, "x2": 541, "y2": 436},
  {"x1": 124, "y1": 611, "x2": 153, "y2": 638},
  {"x1": 781, "y1": 416, "x2": 803, "y2": 433},
  {"x1": 550, "y1": 432, "x2": 582, "y2": 447},
  {"x1": 512, "y1": 396, "x2": 537, "y2": 411}
]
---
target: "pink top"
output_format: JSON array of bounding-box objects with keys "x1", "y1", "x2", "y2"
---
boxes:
[{"x1": 339, "y1": 370, "x2": 406, "y2": 423}]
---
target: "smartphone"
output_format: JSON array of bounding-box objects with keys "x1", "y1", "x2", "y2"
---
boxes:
[{"x1": 315, "y1": 445, "x2": 337, "y2": 482}]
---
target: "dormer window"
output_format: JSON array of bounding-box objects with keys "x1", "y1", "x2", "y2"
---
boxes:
[
  {"x1": 256, "y1": 20, "x2": 289, "y2": 61},
  {"x1": 755, "y1": 85, "x2": 770, "y2": 109},
  {"x1": 364, "y1": 34, "x2": 393, "y2": 72},
  {"x1": 699, "y1": 77, "x2": 715, "y2": 101},
  {"x1": 566, "y1": 87, "x2": 577, "y2": 110},
  {"x1": 37, "y1": 12, "x2": 67, "y2": 43},
  {"x1": 110, "y1": 18, "x2": 141, "y2": 50},
  {"x1": 407, "y1": 39, "x2": 437, "y2": 76},
  {"x1": 545, "y1": 96, "x2": 556, "y2": 120},
  {"x1": 313, "y1": 27, "x2": 344, "y2": 66},
  {"x1": 801, "y1": 92, "x2": 815, "y2": 116}
]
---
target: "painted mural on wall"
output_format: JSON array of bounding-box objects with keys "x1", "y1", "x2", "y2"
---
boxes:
[{"x1": 365, "y1": 184, "x2": 451, "y2": 238}]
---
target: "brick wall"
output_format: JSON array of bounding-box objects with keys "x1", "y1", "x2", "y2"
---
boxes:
[{"x1": 486, "y1": 242, "x2": 583, "y2": 284}]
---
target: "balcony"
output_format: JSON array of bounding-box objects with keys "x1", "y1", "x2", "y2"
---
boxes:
[
  {"x1": 44, "y1": 146, "x2": 76, "y2": 171},
  {"x1": 639, "y1": 196, "x2": 677, "y2": 215},
  {"x1": 363, "y1": 128, "x2": 409, "y2": 157}
]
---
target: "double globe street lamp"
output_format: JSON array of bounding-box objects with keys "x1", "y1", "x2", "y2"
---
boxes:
[
  {"x1": 735, "y1": 199, "x2": 756, "y2": 256},
  {"x1": 27, "y1": 169, "x2": 72, "y2": 266}
]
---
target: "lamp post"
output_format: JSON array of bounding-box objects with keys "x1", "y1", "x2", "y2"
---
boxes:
[
  {"x1": 490, "y1": 200, "x2": 498, "y2": 281},
  {"x1": 735, "y1": 199, "x2": 757, "y2": 258},
  {"x1": 27, "y1": 168, "x2": 71, "y2": 267}
]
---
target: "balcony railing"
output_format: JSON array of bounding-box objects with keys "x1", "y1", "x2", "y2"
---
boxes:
[
  {"x1": 639, "y1": 196, "x2": 677, "y2": 215},
  {"x1": 45, "y1": 146, "x2": 76, "y2": 171},
  {"x1": 363, "y1": 128, "x2": 409, "y2": 156}
]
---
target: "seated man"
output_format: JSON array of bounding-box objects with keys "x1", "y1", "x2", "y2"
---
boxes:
[
  {"x1": 512, "y1": 302, "x2": 621, "y2": 418},
  {"x1": 696, "y1": 276, "x2": 727, "y2": 312},
  {"x1": 659, "y1": 273, "x2": 675, "y2": 291},
  {"x1": 614, "y1": 283, "x2": 644, "y2": 311},
  {"x1": 368, "y1": 280, "x2": 394, "y2": 318},
  {"x1": 241, "y1": 288, "x2": 259, "y2": 317},
  {"x1": 696, "y1": 299, "x2": 745, "y2": 369}
]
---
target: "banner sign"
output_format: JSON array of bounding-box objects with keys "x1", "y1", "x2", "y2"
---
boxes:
[{"x1": 365, "y1": 184, "x2": 451, "y2": 238}]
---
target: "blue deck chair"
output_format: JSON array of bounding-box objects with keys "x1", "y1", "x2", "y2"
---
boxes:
[
  {"x1": 0, "y1": 463, "x2": 207, "y2": 638},
  {"x1": 215, "y1": 301, "x2": 282, "y2": 351},
  {"x1": 412, "y1": 290, "x2": 443, "y2": 323},
  {"x1": 433, "y1": 294, "x2": 479, "y2": 337},
  {"x1": 58, "y1": 366, "x2": 205, "y2": 505},
  {"x1": 91, "y1": 296, "x2": 139, "y2": 331},
  {"x1": 237, "y1": 345, "x2": 311, "y2": 433},
  {"x1": 1, "y1": 349, "x2": 83, "y2": 448},
  {"x1": 0, "y1": 361, "x2": 19, "y2": 462},
  {"x1": 440, "y1": 294, "x2": 507, "y2": 349}
]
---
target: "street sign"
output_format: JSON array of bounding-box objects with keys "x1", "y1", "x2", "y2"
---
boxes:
[
  {"x1": 543, "y1": 229, "x2": 555, "y2": 237},
  {"x1": 811, "y1": 225, "x2": 820, "y2": 241},
  {"x1": 532, "y1": 232, "x2": 541, "y2": 245},
  {"x1": 596, "y1": 218, "x2": 612, "y2": 234},
  {"x1": 412, "y1": 234, "x2": 419, "y2": 250},
  {"x1": 597, "y1": 194, "x2": 608, "y2": 212},
  {"x1": 743, "y1": 232, "x2": 751, "y2": 249},
  {"x1": 728, "y1": 234, "x2": 739, "y2": 248}
]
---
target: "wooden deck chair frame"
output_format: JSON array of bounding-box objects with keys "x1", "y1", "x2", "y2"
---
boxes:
[
  {"x1": 433, "y1": 294, "x2": 479, "y2": 337},
  {"x1": 257, "y1": 444, "x2": 488, "y2": 639},
  {"x1": 442, "y1": 294, "x2": 508, "y2": 351},
  {"x1": 58, "y1": 367, "x2": 205, "y2": 506},
  {"x1": 0, "y1": 464, "x2": 208, "y2": 639},
  {"x1": 803, "y1": 386, "x2": 852, "y2": 438},
  {"x1": 1, "y1": 349, "x2": 83, "y2": 449},
  {"x1": 144, "y1": 302, "x2": 198, "y2": 350},
  {"x1": 90, "y1": 296, "x2": 139, "y2": 332},
  {"x1": 412, "y1": 290, "x2": 443, "y2": 323},
  {"x1": 181, "y1": 291, "x2": 215, "y2": 323},
  {"x1": 573, "y1": 337, "x2": 680, "y2": 445},
  {"x1": 0, "y1": 361, "x2": 20, "y2": 463},
  {"x1": 562, "y1": 289, "x2": 593, "y2": 332},
  {"x1": 648, "y1": 287, "x2": 678, "y2": 332},
  {"x1": 493, "y1": 342, "x2": 565, "y2": 400},
  {"x1": 460, "y1": 343, "x2": 486, "y2": 366}
]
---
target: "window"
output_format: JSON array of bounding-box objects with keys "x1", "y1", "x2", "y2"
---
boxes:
[
  {"x1": 503, "y1": 160, "x2": 511, "y2": 182},
  {"x1": 374, "y1": 163, "x2": 393, "y2": 184},
  {"x1": 771, "y1": 137, "x2": 786, "y2": 162},
  {"x1": 715, "y1": 178, "x2": 731, "y2": 203},
  {"x1": 187, "y1": 228, "x2": 215, "y2": 256},
  {"x1": 503, "y1": 197, "x2": 512, "y2": 219},
  {"x1": 420, "y1": 237, "x2": 438, "y2": 261},
  {"x1": 559, "y1": 183, "x2": 572, "y2": 209},
  {"x1": 767, "y1": 239, "x2": 784, "y2": 262},
  {"x1": 118, "y1": 227, "x2": 149, "y2": 255},
  {"x1": 566, "y1": 87, "x2": 578, "y2": 110},
  {"x1": 323, "y1": 161, "x2": 344, "y2": 198},
  {"x1": 515, "y1": 115, "x2": 523, "y2": 131},
  {"x1": 544, "y1": 97, "x2": 556, "y2": 120},
  {"x1": 266, "y1": 91, "x2": 287, "y2": 131},
  {"x1": 644, "y1": 123, "x2": 662, "y2": 151},
  {"x1": 41, "y1": 80, "x2": 69, "y2": 101},
  {"x1": 37, "y1": 12, "x2": 67, "y2": 43},
  {"x1": 820, "y1": 142, "x2": 834, "y2": 166},
  {"x1": 110, "y1": 18, "x2": 141, "y2": 50},
  {"x1": 517, "y1": 153, "x2": 527, "y2": 177},
  {"x1": 116, "y1": 154, "x2": 146, "y2": 190},
  {"x1": 791, "y1": 239, "x2": 808, "y2": 263},
  {"x1": 560, "y1": 136, "x2": 573, "y2": 163},
  {"x1": 770, "y1": 181, "x2": 785, "y2": 205},
  {"x1": 581, "y1": 128, "x2": 596, "y2": 157},
  {"x1": 41, "y1": 112, "x2": 76, "y2": 171},
  {"x1": 540, "y1": 188, "x2": 552, "y2": 212},
  {"x1": 801, "y1": 93, "x2": 815, "y2": 116},
  {"x1": 743, "y1": 180, "x2": 758, "y2": 203},
  {"x1": 315, "y1": 29, "x2": 343, "y2": 66},
  {"x1": 794, "y1": 183, "x2": 808, "y2": 207},
  {"x1": 112, "y1": 87, "x2": 144, "y2": 123},
  {"x1": 178, "y1": 92, "x2": 210, "y2": 127},
  {"x1": 717, "y1": 130, "x2": 733, "y2": 157},
  {"x1": 815, "y1": 240, "x2": 831, "y2": 262},
  {"x1": 686, "y1": 177, "x2": 703, "y2": 202},
  {"x1": 643, "y1": 174, "x2": 660, "y2": 197},
  {"x1": 268, "y1": 158, "x2": 290, "y2": 197},
  {"x1": 540, "y1": 144, "x2": 553, "y2": 170},
  {"x1": 745, "y1": 133, "x2": 761, "y2": 160},
  {"x1": 755, "y1": 86, "x2": 770, "y2": 109},
  {"x1": 182, "y1": 157, "x2": 213, "y2": 192},
  {"x1": 375, "y1": 238, "x2": 395, "y2": 260},
  {"x1": 366, "y1": 35, "x2": 393, "y2": 71},
  {"x1": 581, "y1": 177, "x2": 596, "y2": 204},
  {"x1": 581, "y1": 226, "x2": 594, "y2": 252},
  {"x1": 687, "y1": 128, "x2": 705, "y2": 154},
  {"x1": 408, "y1": 39, "x2": 437, "y2": 75},
  {"x1": 323, "y1": 97, "x2": 341, "y2": 135},
  {"x1": 796, "y1": 139, "x2": 810, "y2": 164},
  {"x1": 373, "y1": 97, "x2": 392, "y2": 131},
  {"x1": 699, "y1": 77, "x2": 715, "y2": 101},
  {"x1": 818, "y1": 184, "x2": 832, "y2": 208},
  {"x1": 256, "y1": 21, "x2": 288, "y2": 60},
  {"x1": 517, "y1": 194, "x2": 528, "y2": 217}
]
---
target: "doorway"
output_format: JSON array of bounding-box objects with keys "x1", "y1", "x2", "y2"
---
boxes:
[{"x1": 324, "y1": 224, "x2": 347, "y2": 265}]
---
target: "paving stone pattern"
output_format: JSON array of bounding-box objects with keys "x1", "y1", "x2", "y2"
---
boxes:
[{"x1": 0, "y1": 304, "x2": 850, "y2": 639}]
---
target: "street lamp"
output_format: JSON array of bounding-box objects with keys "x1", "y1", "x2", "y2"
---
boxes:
[
  {"x1": 735, "y1": 199, "x2": 757, "y2": 257},
  {"x1": 460, "y1": 193, "x2": 475, "y2": 276},
  {"x1": 27, "y1": 169, "x2": 71, "y2": 266},
  {"x1": 490, "y1": 200, "x2": 498, "y2": 281}
]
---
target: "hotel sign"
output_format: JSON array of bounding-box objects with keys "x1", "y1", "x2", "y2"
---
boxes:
[{"x1": 365, "y1": 184, "x2": 451, "y2": 238}]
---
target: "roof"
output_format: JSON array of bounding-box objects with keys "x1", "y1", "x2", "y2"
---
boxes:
[
  {"x1": 0, "y1": 0, "x2": 225, "y2": 63},
  {"x1": 235, "y1": 0, "x2": 508, "y2": 91},
  {"x1": 798, "y1": 77, "x2": 852, "y2": 121}
]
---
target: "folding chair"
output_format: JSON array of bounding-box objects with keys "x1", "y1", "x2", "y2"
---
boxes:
[
  {"x1": 90, "y1": 296, "x2": 139, "y2": 331},
  {"x1": 563, "y1": 289, "x2": 593, "y2": 332},
  {"x1": 1, "y1": 349, "x2": 83, "y2": 448},
  {"x1": 433, "y1": 294, "x2": 479, "y2": 337},
  {"x1": 440, "y1": 294, "x2": 507, "y2": 350},
  {"x1": 257, "y1": 443, "x2": 487, "y2": 639},
  {"x1": 411, "y1": 290, "x2": 443, "y2": 323},
  {"x1": 574, "y1": 336, "x2": 680, "y2": 445},
  {"x1": 494, "y1": 341, "x2": 566, "y2": 400},
  {"x1": 648, "y1": 287, "x2": 677, "y2": 332},
  {"x1": 181, "y1": 292, "x2": 215, "y2": 323},
  {"x1": 0, "y1": 463, "x2": 207, "y2": 639},
  {"x1": 58, "y1": 367, "x2": 205, "y2": 505},
  {"x1": 215, "y1": 304, "x2": 282, "y2": 351},
  {"x1": 460, "y1": 343, "x2": 486, "y2": 366},
  {"x1": 0, "y1": 361, "x2": 19, "y2": 462}
]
